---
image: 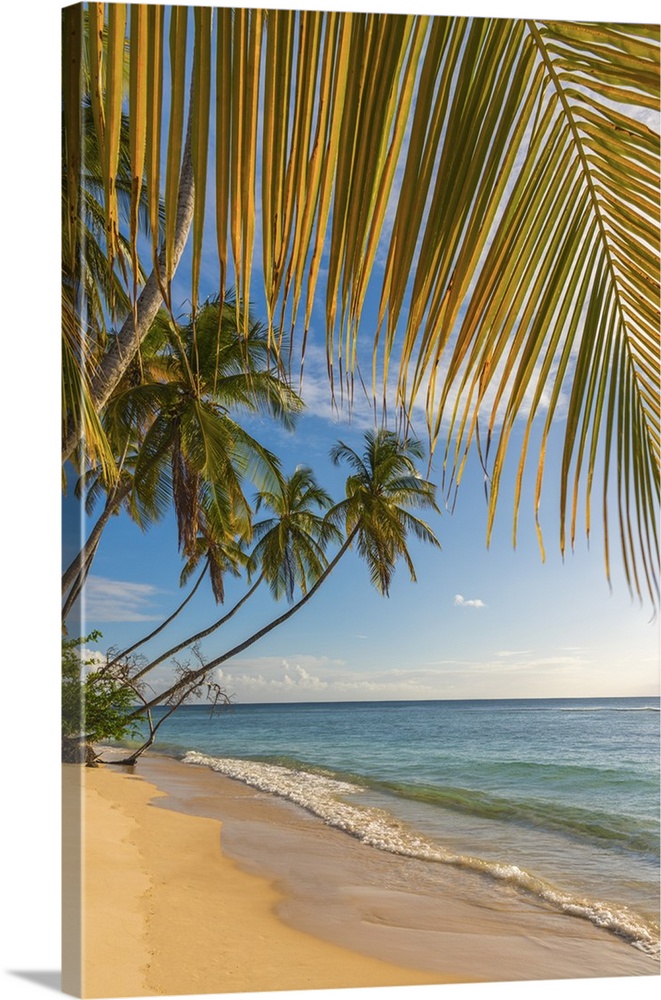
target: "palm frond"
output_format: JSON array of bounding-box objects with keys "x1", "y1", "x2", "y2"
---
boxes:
[{"x1": 63, "y1": 12, "x2": 660, "y2": 597}]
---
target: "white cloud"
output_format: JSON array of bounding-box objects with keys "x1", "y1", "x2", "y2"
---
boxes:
[
  {"x1": 162, "y1": 637, "x2": 655, "y2": 704},
  {"x1": 78, "y1": 645, "x2": 106, "y2": 672},
  {"x1": 454, "y1": 594, "x2": 486, "y2": 608},
  {"x1": 215, "y1": 654, "x2": 451, "y2": 703},
  {"x1": 214, "y1": 648, "x2": 600, "y2": 702},
  {"x1": 82, "y1": 576, "x2": 163, "y2": 622},
  {"x1": 213, "y1": 648, "x2": 601, "y2": 704}
]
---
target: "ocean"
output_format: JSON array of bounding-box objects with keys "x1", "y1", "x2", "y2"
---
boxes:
[{"x1": 129, "y1": 696, "x2": 660, "y2": 957}]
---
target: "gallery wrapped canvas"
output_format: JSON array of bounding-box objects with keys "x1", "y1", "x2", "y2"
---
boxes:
[{"x1": 61, "y1": 2, "x2": 659, "y2": 998}]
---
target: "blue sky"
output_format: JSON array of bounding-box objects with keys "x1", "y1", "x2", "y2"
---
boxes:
[
  {"x1": 64, "y1": 391, "x2": 659, "y2": 702},
  {"x1": 60, "y1": 2, "x2": 660, "y2": 704}
]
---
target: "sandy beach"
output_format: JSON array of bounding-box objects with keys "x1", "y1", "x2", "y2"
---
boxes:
[
  {"x1": 64, "y1": 758, "x2": 445, "y2": 998},
  {"x1": 63, "y1": 753, "x2": 657, "y2": 998}
]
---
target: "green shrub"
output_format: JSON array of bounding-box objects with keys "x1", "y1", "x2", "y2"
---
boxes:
[{"x1": 62, "y1": 632, "x2": 140, "y2": 744}]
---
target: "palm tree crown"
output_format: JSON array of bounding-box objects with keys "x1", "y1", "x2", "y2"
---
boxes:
[
  {"x1": 328, "y1": 429, "x2": 441, "y2": 596},
  {"x1": 64, "y1": 295, "x2": 303, "y2": 624},
  {"x1": 249, "y1": 467, "x2": 343, "y2": 602},
  {"x1": 104, "y1": 295, "x2": 303, "y2": 565}
]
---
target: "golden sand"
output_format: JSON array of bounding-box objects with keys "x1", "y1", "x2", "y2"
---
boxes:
[{"x1": 64, "y1": 763, "x2": 444, "y2": 997}]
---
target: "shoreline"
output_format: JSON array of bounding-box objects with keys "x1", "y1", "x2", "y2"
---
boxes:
[
  {"x1": 69, "y1": 751, "x2": 658, "y2": 997},
  {"x1": 70, "y1": 758, "x2": 448, "y2": 998}
]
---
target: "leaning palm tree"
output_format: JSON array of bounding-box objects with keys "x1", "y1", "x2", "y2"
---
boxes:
[
  {"x1": 249, "y1": 466, "x2": 343, "y2": 602},
  {"x1": 117, "y1": 295, "x2": 301, "y2": 562},
  {"x1": 126, "y1": 465, "x2": 342, "y2": 683},
  {"x1": 63, "y1": 9, "x2": 659, "y2": 601},
  {"x1": 326, "y1": 431, "x2": 441, "y2": 596},
  {"x1": 63, "y1": 294, "x2": 303, "y2": 625},
  {"x1": 135, "y1": 429, "x2": 440, "y2": 712}
]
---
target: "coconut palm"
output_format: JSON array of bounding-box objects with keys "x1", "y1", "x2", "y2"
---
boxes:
[
  {"x1": 63, "y1": 294, "x2": 303, "y2": 627},
  {"x1": 326, "y1": 430, "x2": 441, "y2": 596},
  {"x1": 115, "y1": 294, "x2": 301, "y2": 558},
  {"x1": 63, "y1": 10, "x2": 659, "y2": 601},
  {"x1": 127, "y1": 465, "x2": 342, "y2": 683},
  {"x1": 249, "y1": 466, "x2": 343, "y2": 601},
  {"x1": 136, "y1": 429, "x2": 440, "y2": 712}
]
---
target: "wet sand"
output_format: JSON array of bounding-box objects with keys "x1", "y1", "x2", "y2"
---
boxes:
[
  {"x1": 65, "y1": 760, "x2": 445, "y2": 997},
  {"x1": 64, "y1": 752, "x2": 657, "y2": 997}
]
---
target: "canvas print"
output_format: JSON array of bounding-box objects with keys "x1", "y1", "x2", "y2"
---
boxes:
[{"x1": 61, "y1": 2, "x2": 660, "y2": 998}]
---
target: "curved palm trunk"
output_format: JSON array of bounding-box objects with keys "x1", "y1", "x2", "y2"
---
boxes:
[
  {"x1": 62, "y1": 480, "x2": 132, "y2": 598},
  {"x1": 102, "y1": 732, "x2": 155, "y2": 766},
  {"x1": 107, "y1": 558, "x2": 210, "y2": 667},
  {"x1": 61, "y1": 538, "x2": 100, "y2": 623},
  {"x1": 62, "y1": 479, "x2": 134, "y2": 623},
  {"x1": 135, "y1": 528, "x2": 359, "y2": 715},
  {"x1": 62, "y1": 118, "x2": 195, "y2": 466},
  {"x1": 131, "y1": 572, "x2": 265, "y2": 683}
]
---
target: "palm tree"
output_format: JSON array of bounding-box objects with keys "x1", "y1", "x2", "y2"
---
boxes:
[
  {"x1": 115, "y1": 295, "x2": 300, "y2": 558},
  {"x1": 62, "y1": 294, "x2": 303, "y2": 626},
  {"x1": 326, "y1": 430, "x2": 441, "y2": 596},
  {"x1": 63, "y1": 10, "x2": 659, "y2": 601},
  {"x1": 135, "y1": 429, "x2": 440, "y2": 713},
  {"x1": 249, "y1": 466, "x2": 343, "y2": 601},
  {"x1": 126, "y1": 465, "x2": 342, "y2": 683}
]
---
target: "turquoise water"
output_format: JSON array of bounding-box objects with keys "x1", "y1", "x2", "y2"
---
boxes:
[{"x1": 131, "y1": 697, "x2": 659, "y2": 955}]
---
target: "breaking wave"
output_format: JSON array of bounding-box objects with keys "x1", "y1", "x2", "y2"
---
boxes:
[{"x1": 182, "y1": 750, "x2": 659, "y2": 958}]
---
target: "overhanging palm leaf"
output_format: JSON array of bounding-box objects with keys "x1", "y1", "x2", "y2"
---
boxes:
[
  {"x1": 63, "y1": 11, "x2": 659, "y2": 599},
  {"x1": 426, "y1": 21, "x2": 660, "y2": 606},
  {"x1": 62, "y1": 73, "x2": 158, "y2": 482}
]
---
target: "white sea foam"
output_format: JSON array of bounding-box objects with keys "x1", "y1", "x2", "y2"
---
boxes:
[
  {"x1": 559, "y1": 706, "x2": 660, "y2": 712},
  {"x1": 182, "y1": 751, "x2": 659, "y2": 958}
]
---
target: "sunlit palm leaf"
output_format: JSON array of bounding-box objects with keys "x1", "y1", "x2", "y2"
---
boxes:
[
  {"x1": 430, "y1": 20, "x2": 660, "y2": 601},
  {"x1": 145, "y1": 5, "x2": 165, "y2": 274},
  {"x1": 62, "y1": 291, "x2": 116, "y2": 483},
  {"x1": 103, "y1": 4, "x2": 127, "y2": 273},
  {"x1": 63, "y1": 10, "x2": 660, "y2": 599},
  {"x1": 129, "y1": 5, "x2": 148, "y2": 298},
  {"x1": 164, "y1": 5, "x2": 188, "y2": 294},
  {"x1": 191, "y1": 7, "x2": 212, "y2": 312},
  {"x1": 62, "y1": 5, "x2": 82, "y2": 263}
]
